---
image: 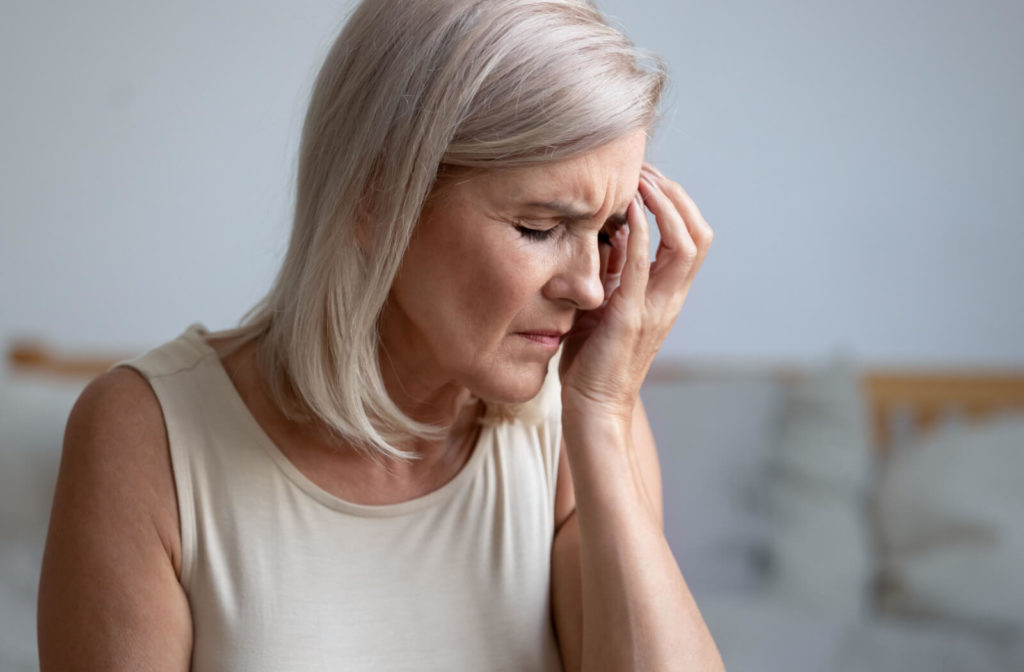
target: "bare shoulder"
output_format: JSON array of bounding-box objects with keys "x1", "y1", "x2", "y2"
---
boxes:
[
  {"x1": 60, "y1": 366, "x2": 182, "y2": 570},
  {"x1": 37, "y1": 366, "x2": 192, "y2": 670}
]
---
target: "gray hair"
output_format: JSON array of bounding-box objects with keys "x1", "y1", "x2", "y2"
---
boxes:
[{"x1": 229, "y1": 0, "x2": 666, "y2": 463}]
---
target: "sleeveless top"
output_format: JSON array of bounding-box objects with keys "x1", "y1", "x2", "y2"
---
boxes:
[{"x1": 117, "y1": 324, "x2": 566, "y2": 671}]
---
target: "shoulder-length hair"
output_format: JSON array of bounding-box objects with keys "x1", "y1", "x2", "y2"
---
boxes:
[{"x1": 228, "y1": 0, "x2": 665, "y2": 463}]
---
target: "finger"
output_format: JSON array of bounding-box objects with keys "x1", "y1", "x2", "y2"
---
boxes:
[
  {"x1": 637, "y1": 171, "x2": 695, "y2": 292},
  {"x1": 644, "y1": 165, "x2": 714, "y2": 251},
  {"x1": 614, "y1": 192, "x2": 650, "y2": 310},
  {"x1": 601, "y1": 224, "x2": 629, "y2": 300}
]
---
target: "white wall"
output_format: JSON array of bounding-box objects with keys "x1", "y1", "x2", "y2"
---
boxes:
[{"x1": 2, "y1": 0, "x2": 1022, "y2": 366}]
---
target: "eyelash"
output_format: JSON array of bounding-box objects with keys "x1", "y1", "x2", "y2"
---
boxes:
[
  {"x1": 515, "y1": 225, "x2": 554, "y2": 241},
  {"x1": 514, "y1": 223, "x2": 612, "y2": 246}
]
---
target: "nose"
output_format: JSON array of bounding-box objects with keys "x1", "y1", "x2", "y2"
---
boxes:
[{"x1": 542, "y1": 240, "x2": 606, "y2": 311}]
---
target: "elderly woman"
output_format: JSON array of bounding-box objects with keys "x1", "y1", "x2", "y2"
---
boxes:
[{"x1": 38, "y1": 0, "x2": 722, "y2": 670}]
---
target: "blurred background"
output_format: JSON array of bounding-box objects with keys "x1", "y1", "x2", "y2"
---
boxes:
[{"x1": 2, "y1": 1, "x2": 1023, "y2": 670}]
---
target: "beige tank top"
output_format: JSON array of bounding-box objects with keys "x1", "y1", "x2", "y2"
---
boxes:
[{"x1": 119, "y1": 324, "x2": 565, "y2": 671}]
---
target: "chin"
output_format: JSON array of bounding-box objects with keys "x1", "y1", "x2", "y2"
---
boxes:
[{"x1": 470, "y1": 359, "x2": 552, "y2": 405}]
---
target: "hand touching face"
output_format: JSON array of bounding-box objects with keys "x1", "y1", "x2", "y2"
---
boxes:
[
  {"x1": 559, "y1": 161, "x2": 714, "y2": 421},
  {"x1": 379, "y1": 130, "x2": 648, "y2": 405}
]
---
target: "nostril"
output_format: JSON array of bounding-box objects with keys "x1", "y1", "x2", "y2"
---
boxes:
[
  {"x1": 543, "y1": 244, "x2": 609, "y2": 311},
  {"x1": 577, "y1": 270, "x2": 606, "y2": 312}
]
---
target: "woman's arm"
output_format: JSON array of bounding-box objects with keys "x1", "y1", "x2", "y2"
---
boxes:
[
  {"x1": 551, "y1": 398, "x2": 671, "y2": 672},
  {"x1": 37, "y1": 368, "x2": 192, "y2": 671},
  {"x1": 552, "y1": 165, "x2": 725, "y2": 672},
  {"x1": 553, "y1": 401, "x2": 723, "y2": 672}
]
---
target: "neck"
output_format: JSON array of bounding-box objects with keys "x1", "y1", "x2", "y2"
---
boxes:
[
  {"x1": 214, "y1": 331, "x2": 481, "y2": 478},
  {"x1": 377, "y1": 344, "x2": 482, "y2": 465},
  {"x1": 376, "y1": 298, "x2": 481, "y2": 433},
  {"x1": 372, "y1": 309, "x2": 488, "y2": 473}
]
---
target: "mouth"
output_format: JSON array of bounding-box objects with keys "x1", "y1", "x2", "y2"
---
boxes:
[{"x1": 514, "y1": 330, "x2": 565, "y2": 349}]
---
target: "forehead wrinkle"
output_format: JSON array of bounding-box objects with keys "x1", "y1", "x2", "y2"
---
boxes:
[
  {"x1": 472, "y1": 131, "x2": 645, "y2": 226},
  {"x1": 521, "y1": 200, "x2": 593, "y2": 221},
  {"x1": 518, "y1": 162, "x2": 632, "y2": 226},
  {"x1": 501, "y1": 164, "x2": 598, "y2": 213}
]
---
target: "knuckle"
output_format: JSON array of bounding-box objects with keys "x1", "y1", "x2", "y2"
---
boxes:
[
  {"x1": 665, "y1": 180, "x2": 687, "y2": 201},
  {"x1": 622, "y1": 312, "x2": 643, "y2": 334},
  {"x1": 695, "y1": 225, "x2": 714, "y2": 247},
  {"x1": 678, "y1": 238, "x2": 699, "y2": 262},
  {"x1": 631, "y1": 255, "x2": 650, "y2": 275}
]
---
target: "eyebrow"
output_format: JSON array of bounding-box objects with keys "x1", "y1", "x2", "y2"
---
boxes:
[{"x1": 522, "y1": 200, "x2": 629, "y2": 229}]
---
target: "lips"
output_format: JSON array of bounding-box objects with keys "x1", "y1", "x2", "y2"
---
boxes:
[{"x1": 515, "y1": 330, "x2": 565, "y2": 349}]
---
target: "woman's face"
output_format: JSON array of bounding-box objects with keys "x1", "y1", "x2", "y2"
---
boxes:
[{"x1": 380, "y1": 129, "x2": 647, "y2": 404}]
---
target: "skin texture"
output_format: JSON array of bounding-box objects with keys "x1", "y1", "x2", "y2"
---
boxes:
[
  {"x1": 377, "y1": 130, "x2": 647, "y2": 417},
  {"x1": 548, "y1": 154, "x2": 724, "y2": 671},
  {"x1": 37, "y1": 128, "x2": 724, "y2": 671}
]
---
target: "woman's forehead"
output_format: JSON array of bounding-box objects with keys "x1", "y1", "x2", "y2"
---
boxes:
[{"x1": 476, "y1": 133, "x2": 646, "y2": 215}]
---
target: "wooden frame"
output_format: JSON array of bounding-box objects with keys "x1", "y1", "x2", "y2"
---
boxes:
[
  {"x1": 6, "y1": 342, "x2": 130, "y2": 379},
  {"x1": 621, "y1": 359, "x2": 1024, "y2": 456},
  {"x1": 863, "y1": 370, "x2": 1024, "y2": 455}
]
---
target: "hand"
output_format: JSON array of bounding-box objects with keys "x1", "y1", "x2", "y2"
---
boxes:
[{"x1": 559, "y1": 164, "x2": 713, "y2": 422}]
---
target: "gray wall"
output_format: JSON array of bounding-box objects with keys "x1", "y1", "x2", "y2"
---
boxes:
[{"x1": 2, "y1": 0, "x2": 1022, "y2": 366}]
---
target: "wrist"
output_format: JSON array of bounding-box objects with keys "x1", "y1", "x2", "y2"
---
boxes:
[
  {"x1": 561, "y1": 412, "x2": 631, "y2": 448},
  {"x1": 561, "y1": 390, "x2": 634, "y2": 431}
]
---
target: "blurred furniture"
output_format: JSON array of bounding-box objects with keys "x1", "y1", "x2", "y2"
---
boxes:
[
  {"x1": 4, "y1": 340, "x2": 1024, "y2": 671},
  {"x1": 6, "y1": 341, "x2": 128, "y2": 378},
  {"x1": 864, "y1": 368, "x2": 1024, "y2": 453}
]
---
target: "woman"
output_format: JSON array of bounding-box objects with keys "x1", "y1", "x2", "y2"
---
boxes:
[{"x1": 38, "y1": 0, "x2": 723, "y2": 670}]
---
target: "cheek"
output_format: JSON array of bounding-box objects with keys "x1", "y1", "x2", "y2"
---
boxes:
[
  {"x1": 461, "y1": 244, "x2": 559, "y2": 347},
  {"x1": 435, "y1": 237, "x2": 533, "y2": 333},
  {"x1": 474, "y1": 245, "x2": 544, "y2": 316}
]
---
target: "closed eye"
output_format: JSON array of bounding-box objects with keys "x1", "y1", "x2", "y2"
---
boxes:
[
  {"x1": 514, "y1": 220, "x2": 612, "y2": 245},
  {"x1": 514, "y1": 220, "x2": 558, "y2": 241},
  {"x1": 512, "y1": 218, "x2": 561, "y2": 241}
]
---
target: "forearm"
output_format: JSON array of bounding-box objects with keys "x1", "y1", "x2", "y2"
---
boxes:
[{"x1": 563, "y1": 416, "x2": 725, "y2": 672}]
